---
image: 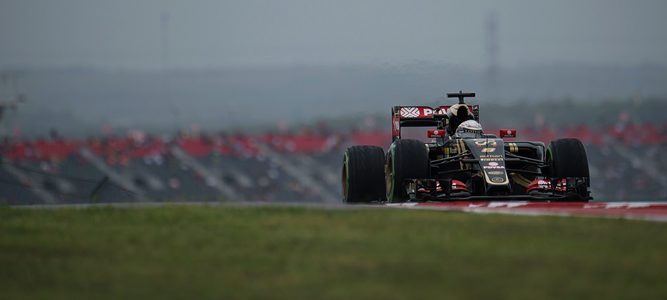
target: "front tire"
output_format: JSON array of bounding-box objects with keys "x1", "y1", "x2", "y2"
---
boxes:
[
  {"x1": 547, "y1": 138, "x2": 590, "y2": 201},
  {"x1": 386, "y1": 139, "x2": 430, "y2": 202},
  {"x1": 342, "y1": 146, "x2": 386, "y2": 203}
]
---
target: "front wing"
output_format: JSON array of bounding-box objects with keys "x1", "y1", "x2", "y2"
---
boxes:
[{"x1": 405, "y1": 178, "x2": 591, "y2": 201}]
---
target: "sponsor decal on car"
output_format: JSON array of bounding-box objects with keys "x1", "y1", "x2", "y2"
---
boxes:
[
  {"x1": 475, "y1": 140, "x2": 497, "y2": 147},
  {"x1": 427, "y1": 129, "x2": 445, "y2": 138},
  {"x1": 480, "y1": 157, "x2": 503, "y2": 161},
  {"x1": 399, "y1": 107, "x2": 433, "y2": 118},
  {"x1": 481, "y1": 147, "x2": 496, "y2": 153},
  {"x1": 483, "y1": 165, "x2": 505, "y2": 169},
  {"x1": 500, "y1": 129, "x2": 517, "y2": 138},
  {"x1": 490, "y1": 177, "x2": 505, "y2": 183},
  {"x1": 392, "y1": 114, "x2": 400, "y2": 137},
  {"x1": 400, "y1": 107, "x2": 419, "y2": 118},
  {"x1": 486, "y1": 171, "x2": 505, "y2": 175}
]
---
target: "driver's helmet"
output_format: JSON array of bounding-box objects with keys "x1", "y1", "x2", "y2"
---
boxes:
[{"x1": 455, "y1": 120, "x2": 483, "y2": 138}]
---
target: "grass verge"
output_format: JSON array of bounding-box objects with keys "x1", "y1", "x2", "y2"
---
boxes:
[{"x1": 1, "y1": 205, "x2": 666, "y2": 299}]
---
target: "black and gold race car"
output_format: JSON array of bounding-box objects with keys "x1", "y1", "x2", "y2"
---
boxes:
[{"x1": 342, "y1": 91, "x2": 591, "y2": 203}]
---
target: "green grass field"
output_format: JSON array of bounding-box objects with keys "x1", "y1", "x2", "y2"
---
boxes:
[{"x1": 1, "y1": 205, "x2": 666, "y2": 300}]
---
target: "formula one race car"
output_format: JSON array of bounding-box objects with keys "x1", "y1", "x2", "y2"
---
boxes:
[{"x1": 342, "y1": 91, "x2": 592, "y2": 203}]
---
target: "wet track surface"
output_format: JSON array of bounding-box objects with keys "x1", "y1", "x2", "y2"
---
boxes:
[
  {"x1": 13, "y1": 200, "x2": 667, "y2": 222},
  {"x1": 387, "y1": 201, "x2": 667, "y2": 222}
]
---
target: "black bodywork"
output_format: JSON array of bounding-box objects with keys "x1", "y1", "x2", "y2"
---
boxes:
[
  {"x1": 408, "y1": 138, "x2": 590, "y2": 201},
  {"x1": 392, "y1": 92, "x2": 591, "y2": 201}
]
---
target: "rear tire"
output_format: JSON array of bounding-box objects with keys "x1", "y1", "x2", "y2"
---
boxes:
[
  {"x1": 342, "y1": 146, "x2": 386, "y2": 203},
  {"x1": 386, "y1": 139, "x2": 430, "y2": 202},
  {"x1": 547, "y1": 138, "x2": 590, "y2": 201}
]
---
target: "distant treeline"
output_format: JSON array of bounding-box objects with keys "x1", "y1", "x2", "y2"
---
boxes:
[{"x1": 1, "y1": 64, "x2": 666, "y2": 137}]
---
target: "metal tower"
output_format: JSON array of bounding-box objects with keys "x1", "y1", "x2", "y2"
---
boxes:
[{"x1": 485, "y1": 12, "x2": 499, "y2": 94}]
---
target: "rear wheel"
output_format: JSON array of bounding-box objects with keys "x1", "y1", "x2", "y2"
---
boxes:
[
  {"x1": 342, "y1": 146, "x2": 386, "y2": 203},
  {"x1": 547, "y1": 138, "x2": 590, "y2": 201},
  {"x1": 386, "y1": 139, "x2": 430, "y2": 202}
]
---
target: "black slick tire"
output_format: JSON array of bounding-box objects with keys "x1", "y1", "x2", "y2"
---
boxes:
[
  {"x1": 342, "y1": 146, "x2": 386, "y2": 203},
  {"x1": 547, "y1": 138, "x2": 590, "y2": 201},
  {"x1": 385, "y1": 139, "x2": 430, "y2": 202},
  {"x1": 547, "y1": 138, "x2": 590, "y2": 178}
]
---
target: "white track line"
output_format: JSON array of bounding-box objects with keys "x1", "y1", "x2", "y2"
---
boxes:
[{"x1": 385, "y1": 202, "x2": 667, "y2": 222}]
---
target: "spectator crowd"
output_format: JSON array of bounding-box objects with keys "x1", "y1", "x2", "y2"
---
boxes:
[{"x1": 1, "y1": 121, "x2": 666, "y2": 204}]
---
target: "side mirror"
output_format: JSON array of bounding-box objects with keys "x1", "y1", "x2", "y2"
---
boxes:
[
  {"x1": 499, "y1": 129, "x2": 517, "y2": 138},
  {"x1": 427, "y1": 129, "x2": 445, "y2": 138}
]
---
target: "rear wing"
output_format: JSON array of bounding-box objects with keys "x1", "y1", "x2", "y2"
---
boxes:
[{"x1": 391, "y1": 105, "x2": 479, "y2": 141}]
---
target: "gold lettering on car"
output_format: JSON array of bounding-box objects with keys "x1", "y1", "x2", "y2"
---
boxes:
[{"x1": 475, "y1": 140, "x2": 498, "y2": 147}]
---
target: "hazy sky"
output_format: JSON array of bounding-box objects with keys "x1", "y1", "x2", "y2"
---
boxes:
[{"x1": 1, "y1": 0, "x2": 666, "y2": 69}]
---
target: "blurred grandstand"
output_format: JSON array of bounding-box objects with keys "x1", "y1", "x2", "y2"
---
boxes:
[{"x1": 1, "y1": 119, "x2": 666, "y2": 204}]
